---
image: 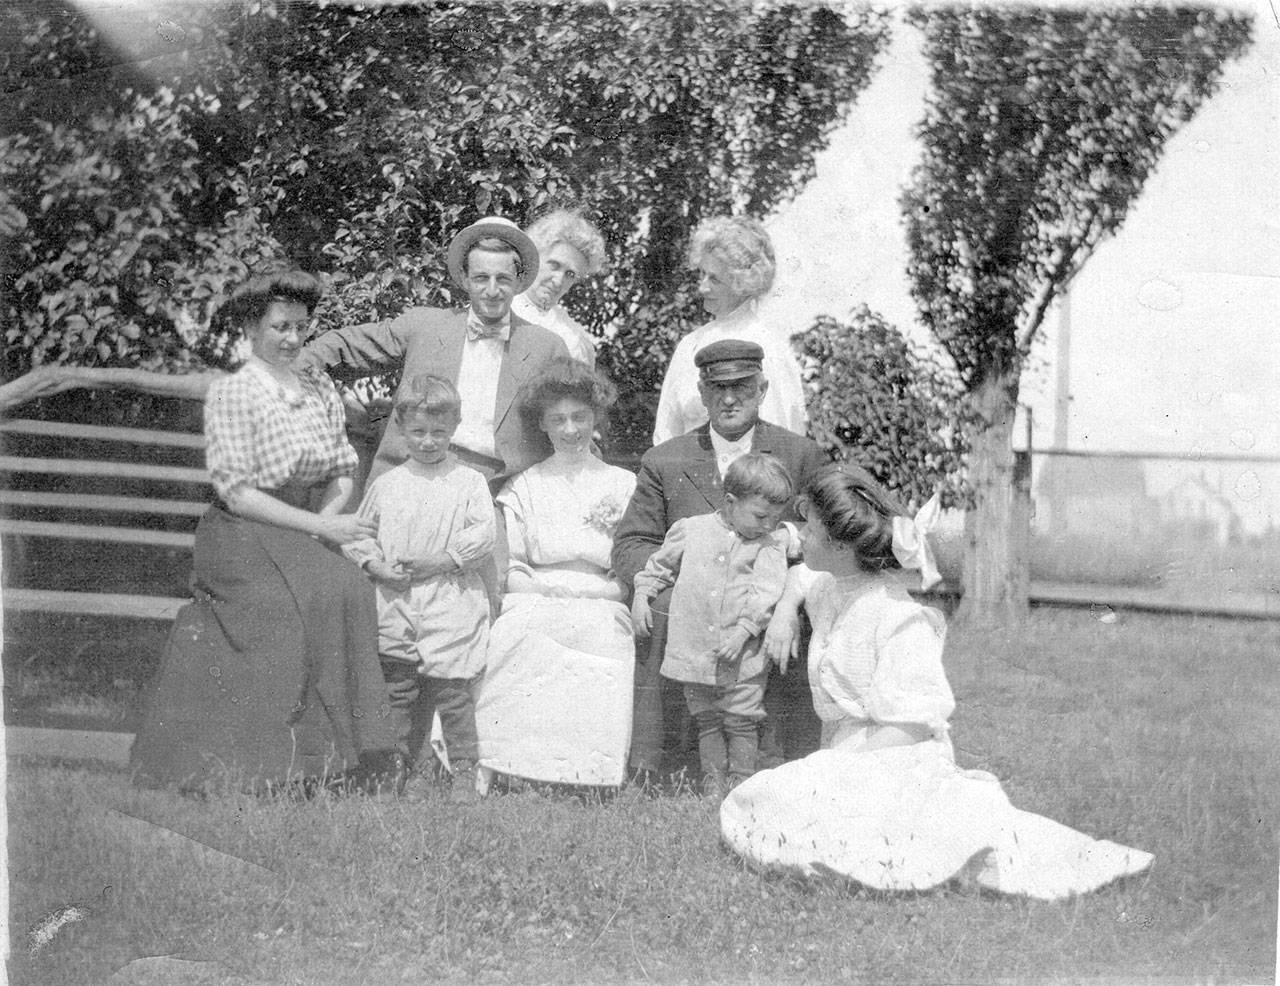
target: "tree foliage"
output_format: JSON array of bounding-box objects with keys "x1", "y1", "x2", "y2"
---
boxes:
[
  {"x1": 902, "y1": 5, "x2": 1252, "y2": 385},
  {"x1": 900, "y1": 5, "x2": 1252, "y2": 621},
  {"x1": 1, "y1": 0, "x2": 890, "y2": 448},
  {"x1": 793, "y1": 308, "x2": 967, "y2": 510}
]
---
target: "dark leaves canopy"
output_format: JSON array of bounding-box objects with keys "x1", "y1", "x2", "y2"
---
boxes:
[{"x1": 1, "y1": 0, "x2": 889, "y2": 449}]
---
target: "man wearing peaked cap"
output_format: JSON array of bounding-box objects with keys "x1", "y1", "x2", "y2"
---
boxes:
[
  {"x1": 298, "y1": 215, "x2": 570, "y2": 493},
  {"x1": 694, "y1": 338, "x2": 765, "y2": 377},
  {"x1": 614, "y1": 337, "x2": 871, "y2": 783}
]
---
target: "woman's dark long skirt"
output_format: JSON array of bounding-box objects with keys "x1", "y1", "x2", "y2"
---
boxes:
[{"x1": 130, "y1": 505, "x2": 395, "y2": 792}]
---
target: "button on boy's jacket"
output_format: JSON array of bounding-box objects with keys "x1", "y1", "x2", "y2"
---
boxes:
[
  {"x1": 634, "y1": 512, "x2": 789, "y2": 685},
  {"x1": 611, "y1": 420, "x2": 831, "y2": 594}
]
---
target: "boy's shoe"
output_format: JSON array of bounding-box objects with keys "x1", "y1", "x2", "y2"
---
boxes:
[
  {"x1": 700, "y1": 772, "x2": 729, "y2": 801},
  {"x1": 448, "y1": 760, "x2": 482, "y2": 805},
  {"x1": 400, "y1": 770, "x2": 435, "y2": 804},
  {"x1": 347, "y1": 750, "x2": 406, "y2": 796}
]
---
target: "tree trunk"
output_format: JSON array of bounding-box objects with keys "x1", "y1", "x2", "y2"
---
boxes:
[{"x1": 958, "y1": 368, "x2": 1028, "y2": 626}]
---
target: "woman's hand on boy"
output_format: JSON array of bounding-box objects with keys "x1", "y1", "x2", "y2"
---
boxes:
[
  {"x1": 365, "y1": 559, "x2": 412, "y2": 591},
  {"x1": 314, "y1": 513, "x2": 378, "y2": 546}
]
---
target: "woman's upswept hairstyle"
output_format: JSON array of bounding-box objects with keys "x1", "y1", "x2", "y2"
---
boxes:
[
  {"x1": 687, "y1": 215, "x2": 776, "y2": 300},
  {"x1": 525, "y1": 209, "x2": 607, "y2": 277},
  {"x1": 802, "y1": 464, "x2": 909, "y2": 574},
  {"x1": 395, "y1": 374, "x2": 463, "y2": 425},
  {"x1": 214, "y1": 270, "x2": 323, "y2": 331},
  {"x1": 516, "y1": 358, "x2": 618, "y2": 430}
]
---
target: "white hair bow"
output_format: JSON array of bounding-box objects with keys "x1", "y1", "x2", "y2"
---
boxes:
[{"x1": 891, "y1": 492, "x2": 942, "y2": 591}]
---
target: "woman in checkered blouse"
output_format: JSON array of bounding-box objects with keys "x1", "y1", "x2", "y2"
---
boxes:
[{"x1": 130, "y1": 271, "x2": 399, "y2": 794}]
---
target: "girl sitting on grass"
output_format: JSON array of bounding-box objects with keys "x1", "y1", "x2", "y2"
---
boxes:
[{"x1": 720, "y1": 464, "x2": 1153, "y2": 899}]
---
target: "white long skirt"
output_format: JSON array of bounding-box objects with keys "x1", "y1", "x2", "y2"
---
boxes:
[
  {"x1": 475, "y1": 594, "x2": 635, "y2": 787},
  {"x1": 720, "y1": 738, "x2": 1153, "y2": 901}
]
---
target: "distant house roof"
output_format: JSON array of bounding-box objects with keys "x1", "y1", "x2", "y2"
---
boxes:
[{"x1": 1164, "y1": 473, "x2": 1238, "y2": 514}]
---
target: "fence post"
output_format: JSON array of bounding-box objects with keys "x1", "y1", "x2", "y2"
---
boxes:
[{"x1": 1011, "y1": 449, "x2": 1032, "y2": 608}]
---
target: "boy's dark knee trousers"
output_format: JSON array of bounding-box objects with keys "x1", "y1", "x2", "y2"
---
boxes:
[{"x1": 723, "y1": 713, "x2": 761, "y2": 781}]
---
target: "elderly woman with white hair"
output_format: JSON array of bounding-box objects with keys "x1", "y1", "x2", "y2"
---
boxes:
[
  {"x1": 512, "y1": 209, "x2": 608, "y2": 368},
  {"x1": 652, "y1": 215, "x2": 807, "y2": 446}
]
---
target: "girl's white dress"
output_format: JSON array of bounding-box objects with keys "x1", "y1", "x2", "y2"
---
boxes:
[
  {"x1": 475, "y1": 454, "x2": 637, "y2": 786},
  {"x1": 719, "y1": 570, "x2": 1154, "y2": 900}
]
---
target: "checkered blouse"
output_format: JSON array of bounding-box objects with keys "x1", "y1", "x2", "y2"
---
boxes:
[{"x1": 206, "y1": 361, "x2": 359, "y2": 502}]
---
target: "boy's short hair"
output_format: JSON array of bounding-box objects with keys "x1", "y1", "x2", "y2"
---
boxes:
[
  {"x1": 394, "y1": 374, "x2": 462, "y2": 424},
  {"x1": 722, "y1": 453, "x2": 793, "y2": 506}
]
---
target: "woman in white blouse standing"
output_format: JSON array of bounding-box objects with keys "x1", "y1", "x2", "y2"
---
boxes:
[
  {"x1": 511, "y1": 209, "x2": 608, "y2": 368},
  {"x1": 652, "y1": 216, "x2": 807, "y2": 446}
]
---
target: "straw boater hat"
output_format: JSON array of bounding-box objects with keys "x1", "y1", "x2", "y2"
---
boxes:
[{"x1": 446, "y1": 216, "x2": 540, "y2": 293}]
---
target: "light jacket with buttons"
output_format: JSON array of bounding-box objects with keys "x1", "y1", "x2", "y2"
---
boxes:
[
  {"x1": 634, "y1": 511, "x2": 788, "y2": 686},
  {"x1": 611, "y1": 420, "x2": 834, "y2": 595}
]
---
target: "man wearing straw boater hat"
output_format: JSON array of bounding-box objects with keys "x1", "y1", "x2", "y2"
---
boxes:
[
  {"x1": 4, "y1": 216, "x2": 569, "y2": 494},
  {"x1": 300, "y1": 215, "x2": 570, "y2": 489}
]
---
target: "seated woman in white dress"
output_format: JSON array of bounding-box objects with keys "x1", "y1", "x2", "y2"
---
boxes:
[
  {"x1": 510, "y1": 210, "x2": 607, "y2": 368},
  {"x1": 652, "y1": 215, "x2": 807, "y2": 445},
  {"x1": 475, "y1": 359, "x2": 638, "y2": 788},
  {"x1": 720, "y1": 465, "x2": 1154, "y2": 900}
]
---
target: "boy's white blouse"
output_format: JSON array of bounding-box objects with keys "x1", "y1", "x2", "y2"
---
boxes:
[
  {"x1": 343, "y1": 456, "x2": 495, "y2": 573},
  {"x1": 342, "y1": 455, "x2": 494, "y2": 676}
]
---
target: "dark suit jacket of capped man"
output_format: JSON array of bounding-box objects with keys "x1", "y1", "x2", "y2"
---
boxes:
[
  {"x1": 612, "y1": 419, "x2": 828, "y2": 589},
  {"x1": 613, "y1": 418, "x2": 835, "y2": 774},
  {"x1": 298, "y1": 307, "x2": 570, "y2": 487}
]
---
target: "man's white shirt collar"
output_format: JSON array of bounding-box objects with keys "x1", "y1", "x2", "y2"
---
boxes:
[{"x1": 709, "y1": 425, "x2": 755, "y2": 477}]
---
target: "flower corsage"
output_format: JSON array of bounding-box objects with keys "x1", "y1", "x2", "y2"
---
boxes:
[{"x1": 583, "y1": 495, "x2": 625, "y2": 536}]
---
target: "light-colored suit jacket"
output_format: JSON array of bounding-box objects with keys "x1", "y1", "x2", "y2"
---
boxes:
[{"x1": 300, "y1": 307, "x2": 570, "y2": 485}]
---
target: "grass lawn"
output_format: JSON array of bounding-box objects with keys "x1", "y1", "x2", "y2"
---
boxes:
[{"x1": 7, "y1": 608, "x2": 1278, "y2": 985}]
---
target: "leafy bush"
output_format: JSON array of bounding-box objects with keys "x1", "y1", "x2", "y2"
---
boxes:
[
  {"x1": 2, "y1": 0, "x2": 891, "y2": 450},
  {"x1": 0, "y1": 91, "x2": 283, "y2": 379},
  {"x1": 792, "y1": 307, "x2": 968, "y2": 509}
]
